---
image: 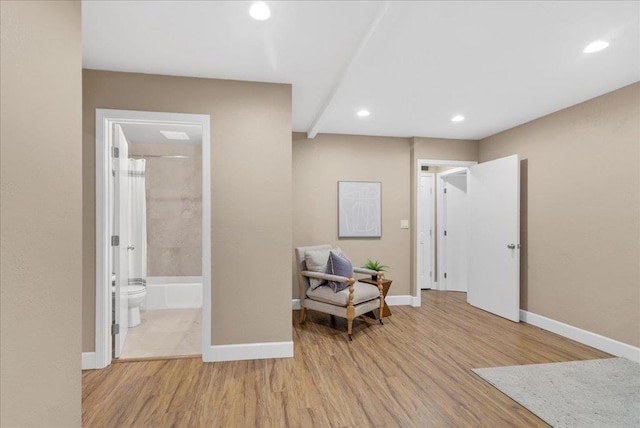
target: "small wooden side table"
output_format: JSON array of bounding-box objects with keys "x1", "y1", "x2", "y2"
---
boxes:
[{"x1": 361, "y1": 278, "x2": 392, "y2": 318}]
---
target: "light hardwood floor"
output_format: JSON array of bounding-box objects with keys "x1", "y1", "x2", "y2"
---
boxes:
[{"x1": 82, "y1": 291, "x2": 610, "y2": 427}]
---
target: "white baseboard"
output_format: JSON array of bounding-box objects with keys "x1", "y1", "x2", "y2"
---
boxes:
[
  {"x1": 203, "y1": 341, "x2": 293, "y2": 362},
  {"x1": 427, "y1": 282, "x2": 440, "y2": 291},
  {"x1": 520, "y1": 310, "x2": 640, "y2": 363},
  {"x1": 82, "y1": 352, "x2": 97, "y2": 370},
  {"x1": 85, "y1": 343, "x2": 293, "y2": 366},
  {"x1": 292, "y1": 295, "x2": 416, "y2": 309}
]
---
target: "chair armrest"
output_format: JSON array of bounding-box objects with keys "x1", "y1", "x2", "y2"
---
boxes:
[
  {"x1": 353, "y1": 267, "x2": 378, "y2": 276},
  {"x1": 301, "y1": 270, "x2": 352, "y2": 284},
  {"x1": 354, "y1": 267, "x2": 384, "y2": 281}
]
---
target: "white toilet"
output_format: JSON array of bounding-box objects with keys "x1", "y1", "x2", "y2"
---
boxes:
[
  {"x1": 112, "y1": 281, "x2": 147, "y2": 328},
  {"x1": 125, "y1": 285, "x2": 147, "y2": 327}
]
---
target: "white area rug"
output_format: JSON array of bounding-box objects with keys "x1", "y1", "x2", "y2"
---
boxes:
[{"x1": 473, "y1": 358, "x2": 640, "y2": 428}]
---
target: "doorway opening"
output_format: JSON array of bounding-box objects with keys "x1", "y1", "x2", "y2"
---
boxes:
[
  {"x1": 416, "y1": 160, "x2": 476, "y2": 303},
  {"x1": 415, "y1": 156, "x2": 520, "y2": 322},
  {"x1": 95, "y1": 110, "x2": 211, "y2": 368}
]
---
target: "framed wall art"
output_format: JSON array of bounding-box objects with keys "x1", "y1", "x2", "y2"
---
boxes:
[{"x1": 338, "y1": 181, "x2": 381, "y2": 238}]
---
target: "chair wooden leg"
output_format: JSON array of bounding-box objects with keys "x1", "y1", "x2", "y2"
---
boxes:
[
  {"x1": 299, "y1": 306, "x2": 307, "y2": 324},
  {"x1": 346, "y1": 278, "x2": 356, "y2": 341},
  {"x1": 377, "y1": 276, "x2": 385, "y2": 325}
]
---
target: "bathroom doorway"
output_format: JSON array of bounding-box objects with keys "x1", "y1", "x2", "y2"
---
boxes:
[{"x1": 95, "y1": 110, "x2": 211, "y2": 368}]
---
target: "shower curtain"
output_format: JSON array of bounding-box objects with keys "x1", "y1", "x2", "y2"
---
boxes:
[{"x1": 128, "y1": 159, "x2": 147, "y2": 287}]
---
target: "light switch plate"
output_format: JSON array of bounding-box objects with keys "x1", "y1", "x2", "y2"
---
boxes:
[{"x1": 400, "y1": 220, "x2": 409, "y2": 229}]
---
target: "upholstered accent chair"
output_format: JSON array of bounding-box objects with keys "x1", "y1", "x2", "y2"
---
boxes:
[{"x1": 295, "y1": 245, "x2": 385, "y2": 340}]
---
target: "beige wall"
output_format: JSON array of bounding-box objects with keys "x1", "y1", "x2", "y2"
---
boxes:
[
  {"x1": 83, "y1": 71, "x2": 292, "y2": 350},
  {"x1": 293, "y1": 133, "x2": 479, "y2": 299},
  {"x1": 479, "y1": 82, "x2": 640, "y2": 347},
  {"x1": 129, "y1": 142, "x2": 202, "y2": 277},
  {"x1": 293, "y1": 133, "x2": 412, "y2": 297},
  {"x1": 1, "y1": 1, "x2": 82, "y2": 426},
  {"x1": 410, "y1": 138, "x2": 479, "y2": 295}
]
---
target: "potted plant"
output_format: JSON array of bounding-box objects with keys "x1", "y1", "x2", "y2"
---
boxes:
[{"x1": 363, "y1": 259, "x2": 388, "y2": 280}]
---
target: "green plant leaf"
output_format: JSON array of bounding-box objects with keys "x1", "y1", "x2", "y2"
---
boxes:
[{"x1": 362, "y1": 258, "x2": 388, "y2": 271}]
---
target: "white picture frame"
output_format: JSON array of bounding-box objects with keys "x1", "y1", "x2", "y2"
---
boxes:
[{"x1": 338, "y1": 181, "x2": 382, "y2": 238}]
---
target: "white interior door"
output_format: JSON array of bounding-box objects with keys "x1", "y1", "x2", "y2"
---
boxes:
[
  {"x1": 439, "y1": 172, "x2": 468, "y2": 292},
  {"x1": 418, "y1": 174, "x2": 435, "y2": 289},
  {"x1": 467, "y1": 155, "x2": 520, "y2": 322},
  {"x1": 113, "y1": 125, "x2": 129, "y2": 357}
]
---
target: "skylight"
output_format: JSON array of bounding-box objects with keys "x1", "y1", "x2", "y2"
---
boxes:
[{"x1": 159, "y1": 131, "x2": 190, "y2": 140}]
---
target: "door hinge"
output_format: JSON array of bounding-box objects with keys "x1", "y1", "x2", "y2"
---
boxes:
[
  {"x1": 112, "y1": 147, "x2": 119, "y2": 158},
  {"x1": 444, "y1": 230, "x2": 447, "y2": 236},
  {"x1": 429, "y1": 229, "x2": 433, "y2": 236},
  {"x1": 111, "y1": 323, "x2": 120, "y2": 335},
  {"x1": 111, "y1": 235, "x2": 120, "y2": 246},
  {"x1": 444, "y1": 273, "x2": 447, "y2": 279},
  {"x1": 429, "y1": 271, "x2": 432, "y2": 278},
  {"x1": 444, "y1": 188, "x2": 447, "y2": 194}
]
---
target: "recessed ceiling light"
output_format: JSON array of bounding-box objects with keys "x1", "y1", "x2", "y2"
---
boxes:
[
  {"x1": 249, "y1": 2, "x2": 270, "y2": 21},
  {"x1": 451, "y1": 115, "x2": 465, "y2": 122},
  {"x1": 160, "y1": 131, "x2": 190, "y2": 140},
  {"x1": 583, "y1": 40, "x2": 609, "y2": 53},
  {"x1": 357, "y1": 110, "x2": 371, "y2": 117}
]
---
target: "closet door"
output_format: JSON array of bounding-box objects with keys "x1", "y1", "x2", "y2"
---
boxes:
[
  {"x1": 467, "y1": 155, "x2": 520, "y2": 322},
  {"x1": 440, "y1": 173, "x2": 468, "y2": 292},
  {"x1": 418, "y1": 174, "x2": 435, "y2": 289}
]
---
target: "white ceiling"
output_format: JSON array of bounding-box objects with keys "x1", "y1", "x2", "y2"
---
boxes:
[{"x1": 82, "y1": 1, "x2": 640, "y2": 140}]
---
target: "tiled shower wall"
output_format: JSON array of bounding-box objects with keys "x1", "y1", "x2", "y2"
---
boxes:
[{"x1": 129, "y1": 142, "x2": 202, "y2": 276}]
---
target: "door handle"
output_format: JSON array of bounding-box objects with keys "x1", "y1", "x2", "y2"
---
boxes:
[
  {"x1": 127, "y1": 245, "x2": 135, "y2": 251},
  {"x1": 507, "y1": 244, "x2": 516, "y2": 249}
]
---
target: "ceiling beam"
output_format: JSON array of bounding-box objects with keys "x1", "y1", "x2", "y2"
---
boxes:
[{"x1": 306, "y1": 1, "x2": 391, "y2": 139}]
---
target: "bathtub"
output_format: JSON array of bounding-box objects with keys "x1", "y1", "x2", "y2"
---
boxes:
[{"x1": 145, "y1": 276, "x2": 203, "y2": 310}]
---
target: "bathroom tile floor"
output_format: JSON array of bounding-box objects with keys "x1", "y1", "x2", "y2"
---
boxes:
[{"x1": 120, "y1": 308, "x2": 201, "y2": 359}]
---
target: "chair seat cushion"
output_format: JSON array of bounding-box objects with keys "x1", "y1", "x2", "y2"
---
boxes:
[{"x1": 306, "y1": 281, "x2": 380, "y2": 307}]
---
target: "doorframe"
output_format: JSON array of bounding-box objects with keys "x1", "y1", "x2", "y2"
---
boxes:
[
  {"x1": 414, "y1": 159, "x2": 476, "y2": 307},
  {"x1": 95, "y1": 109, "x2": 211, "y2": 369}
]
